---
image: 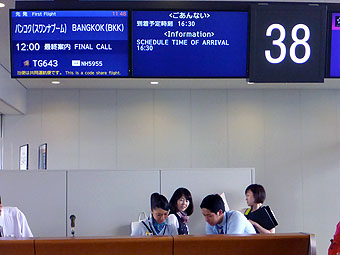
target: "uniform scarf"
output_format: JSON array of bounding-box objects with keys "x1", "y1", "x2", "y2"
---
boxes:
[
  {"x1": 177, "y1": 211, "x2": 189, "y2": 224},
  {"x1": 152, "y1": 217, "x2": 166, "y2": 234}
]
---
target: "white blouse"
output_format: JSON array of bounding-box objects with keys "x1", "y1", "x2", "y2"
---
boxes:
[{"x1": 0, "y1": 207, "x2": 33, "y2": 237}]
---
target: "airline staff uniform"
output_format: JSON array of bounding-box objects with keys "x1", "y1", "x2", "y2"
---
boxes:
[
  {"x1": 167, "y1": 213, "x2": 189, "y2": 235},
  {"x1": 0, "y1": 207, "x2": 33, "y2": 237},
  {"x1": 205, "y1": 210, "x2": 256, "y2": 235},
  {"x1": 244, "y1": 206, "x2": 276, "y2": 233},
  {"x1": 131, "y1": 214, "x2": 178, "y2": 236}
]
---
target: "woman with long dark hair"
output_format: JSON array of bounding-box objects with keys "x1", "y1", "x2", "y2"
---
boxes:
[{"x1": 168, "y1": 187, "x2": 193, "y2": 235}]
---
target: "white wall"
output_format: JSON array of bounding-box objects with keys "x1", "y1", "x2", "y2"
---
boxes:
[
  {"x1": 0, "y1": 170, "x2": 67, "y2": 237},
  {"x1": 0, "y1": 64, "x2": 26, "y2": 114},
  {"x1": 3, "y1": 88, "x2": 340, "y2": 254}
]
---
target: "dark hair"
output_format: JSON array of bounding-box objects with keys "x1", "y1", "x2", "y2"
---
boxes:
[
  {"x1": 245, "y1": 184, "x2": 266, "y2": 204},
  {"x1": 150, "y1": 193, "x2": 170, "y2": 211},
  {"x1": 200, "y1": 194, "x2": 225, "y2": 214},
  {"x1": 169, "y1": 187, "x2": 194, "y2": 216}
]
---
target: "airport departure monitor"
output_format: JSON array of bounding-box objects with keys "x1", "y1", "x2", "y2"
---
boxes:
[
  {"x1": 132, "y1": 11, "x2": 248, "y2": 77},
  {"x1": 10, "y1": 10, "x2": 129, "y2": 78}
]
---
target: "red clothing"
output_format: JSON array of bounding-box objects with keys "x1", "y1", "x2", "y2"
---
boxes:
[
  {"x1": 335, "y1": 222, "x2": 340, "y2": 239},
  {"x1": 329, "y1": 222, "x2": 340, "y2": 255}
]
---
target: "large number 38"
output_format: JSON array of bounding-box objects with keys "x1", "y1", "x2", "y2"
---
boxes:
[{"x1": 265, "y1": 24, "x2": 311, "y2": 64}]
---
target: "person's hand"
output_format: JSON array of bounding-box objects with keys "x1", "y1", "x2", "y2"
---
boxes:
[{"x1": 248, "y1": 219, "x2": 259, "y2": 228}]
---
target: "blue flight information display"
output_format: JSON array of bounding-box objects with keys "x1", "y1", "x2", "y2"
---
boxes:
[
  {"x1": 11, "y1": 10, "x2": 129, "y2": 78},
  {"x1": 132, "y1": 11, "x2": 248, "y2": 77},
  {"x1": 330, "y1": 13, "x2": 340, "y2": 77}
]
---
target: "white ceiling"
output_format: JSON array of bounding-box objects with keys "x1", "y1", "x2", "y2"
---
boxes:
[{"x1": 1, "y1": 0, "x2": 340, "y2": 89}]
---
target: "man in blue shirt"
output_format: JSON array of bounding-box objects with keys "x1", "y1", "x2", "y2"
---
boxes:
[{"x1": 200, "y1": 194, "x2": 256, "y2": 235}]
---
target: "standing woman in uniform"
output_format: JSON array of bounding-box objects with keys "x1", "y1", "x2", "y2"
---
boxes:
[
  {"x1": 244, "y1": 184, "x2": 276, "y2": 233},
  {"x1": 167, "y1": 187, "x2": 193, "y2": 235},
  {"x1": 131, "y1": 193, "x2": 177, "y2": 236}
]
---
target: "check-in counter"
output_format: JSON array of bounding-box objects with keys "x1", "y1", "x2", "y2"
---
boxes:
[
  {"x1": 173, "y1": 233, "x2": 315, "y2": 255},
  {"x1": 0, "y1": 234, "x2": 315, "y2": 255},
  {"x1": 35, "y1": 236, "x2": 173, "y2": 255},
  {"x1": 0, "y1": 238, "x2": 34, "y2": 255}
]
